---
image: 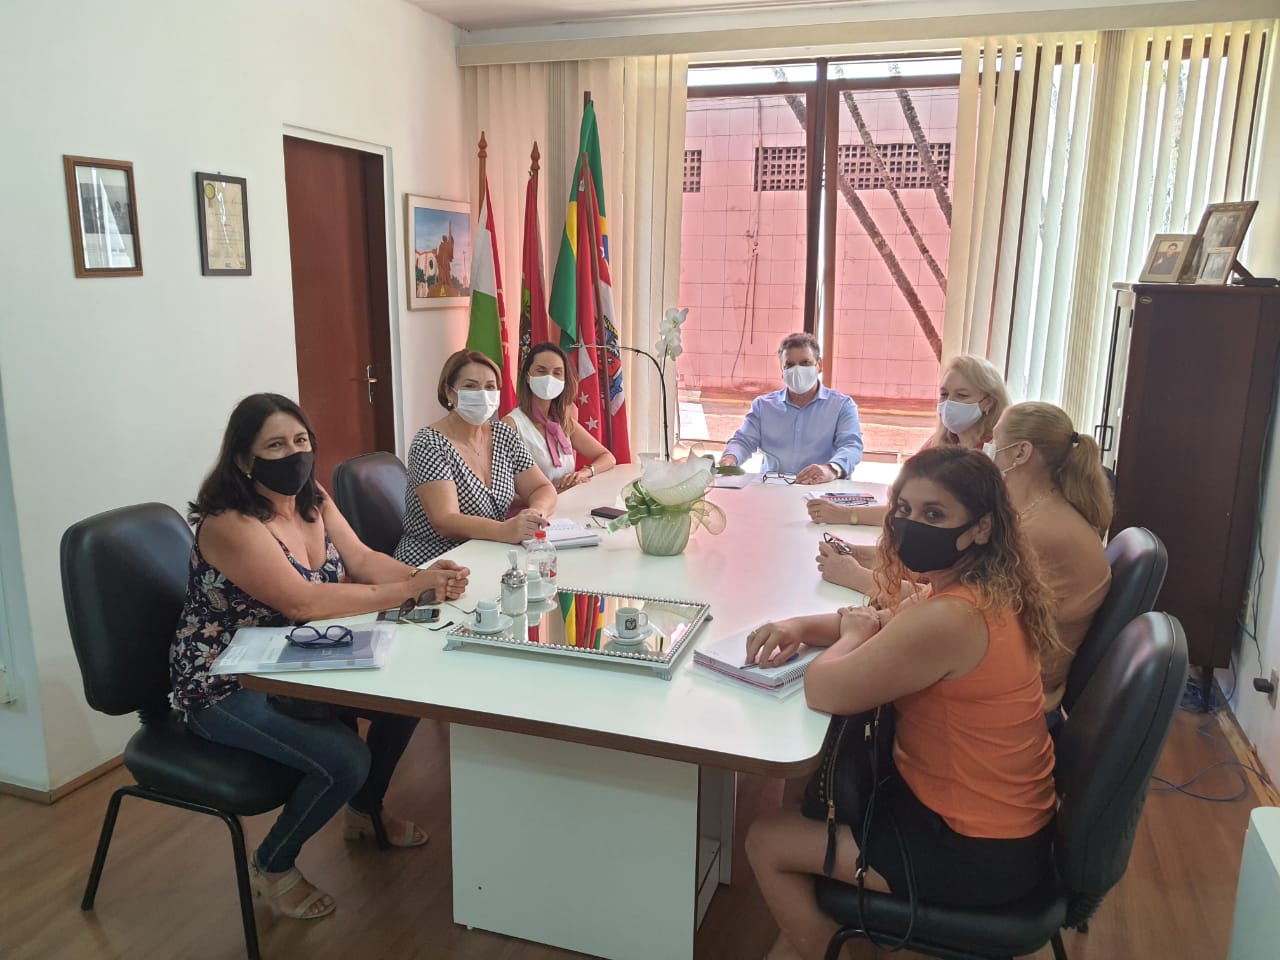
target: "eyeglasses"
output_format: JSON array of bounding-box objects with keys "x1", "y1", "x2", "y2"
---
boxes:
[
  {"x1": 823, "y1": 532, "x2": 855, "y2": 556},
  {"x1": 762, "y1": 471, "x2": 797, "y2": 485},
  {"x1": 396, "y1": 587, "x2": 439, "y2": 622},
  {"x1": 287, "y1": 624, "x2": 354, "y2": 648}
]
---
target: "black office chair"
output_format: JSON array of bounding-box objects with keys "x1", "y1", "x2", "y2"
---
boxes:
[
  {"x1": 61, "y1": 503, "x2": 299, "y2": 960},
  {"x1": 331, "y1": 452, "x2": 407, "y2": 556},
  {"x1": 815, "y1": 611, "x2": 1188, "y2": 960},
  {"x1": 1061, "y1": 526, "x2": 1168, "y2": 713}
]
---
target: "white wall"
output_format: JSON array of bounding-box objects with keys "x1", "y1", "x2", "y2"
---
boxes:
[
  {"x1": 0, "y1": 0, "x2": 469, "y2": 791},
  {"x1": 0, "y1": 371, "x2": 49, "y2": 790},
  {"x1": 1234, "y1": 39, "x2": 1280, "y2": 780}
]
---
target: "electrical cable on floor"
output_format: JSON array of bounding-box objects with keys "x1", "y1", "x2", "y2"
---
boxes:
[
  {"x1": 1151, "y1": 760, "x2": 1270, "y2": 803},
  {"x1": 1150, "y1": 665, "x2": 1273, "y2": 803}
]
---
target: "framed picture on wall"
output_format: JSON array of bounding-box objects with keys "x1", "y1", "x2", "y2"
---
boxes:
[
  {"x1": 63, "y1": 155, "x2": 142, "y2": 277},
  {"x1": 1138, "y1": 233, "x2": 1196, "y2": 283},
  {"x1": 405, "y1": 194, "x2": 471, "y2": 309},
  {"x1": 195, "y1": 172, "x2": 252, "y2": 276}
]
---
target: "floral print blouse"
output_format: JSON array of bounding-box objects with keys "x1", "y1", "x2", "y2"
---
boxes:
[{"x1": 169, "y1": 525, "x2": 344, "y2": 712}]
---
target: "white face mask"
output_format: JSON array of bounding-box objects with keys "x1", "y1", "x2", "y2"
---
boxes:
[
  {"x1": 984, "y1": 441, "x2": 1019, "y2": 476},
  {"x1": 783, "y1": 364, "x2": 820, "y2": 395},
  {"x1": 529, "y1": 374, "x2": 565, "y2": 401},
  {"x1": 939, "y1": 399, "x2": 984, "y2": 434},
  {"x1": 454, "y1": 389, "x2": 500, "y2": 425}
]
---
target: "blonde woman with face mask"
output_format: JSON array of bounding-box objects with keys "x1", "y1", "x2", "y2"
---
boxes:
[
  {"x1": 394, "y1": 350, "x2": 557, "y2": 565},
  {"x1": 812, "y1": 355, "x2": 1012, "y2": 591},
  {"x1": 503, "y1": 341, "x2": 615, "y2": 493},
  {"x1": 987, "y1": 402, "x2": 1112, "y2": 711}
]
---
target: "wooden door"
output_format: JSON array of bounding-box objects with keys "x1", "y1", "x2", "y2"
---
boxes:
[{"x1": 283, "y1": 136, "x2": 395, "y2": 488}]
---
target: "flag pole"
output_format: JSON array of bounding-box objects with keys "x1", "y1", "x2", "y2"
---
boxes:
[
  {"x1": 477, "y1": 131, "x2": 488, "y2": 208},
  {"x1": 581, "y1": 157, "x2": 614, "y2": 453}
]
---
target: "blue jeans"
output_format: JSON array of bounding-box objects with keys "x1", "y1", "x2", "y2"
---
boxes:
[{"x1": 186, "y1": 689, "x2": 419, "y2": 872}]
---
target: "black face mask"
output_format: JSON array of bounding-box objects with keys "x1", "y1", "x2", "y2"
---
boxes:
[
  {"x1": 250, "y1": 451, "x2": 315, "y2": 496},
  {"x1": 891, "y1": 516, "x2": 978, "y2": 573}
]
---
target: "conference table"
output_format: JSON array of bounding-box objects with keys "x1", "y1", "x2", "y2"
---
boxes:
[{"x1": 243, "y1": 460, "x2": 897, "y2": 960}]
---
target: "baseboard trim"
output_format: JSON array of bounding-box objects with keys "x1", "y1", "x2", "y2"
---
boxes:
[{"x1": 0, "y1": 754, "x2": 123, "y2": 805}]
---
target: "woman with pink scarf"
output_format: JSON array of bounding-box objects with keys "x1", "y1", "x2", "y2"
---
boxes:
[{"x1": 504, "y1": 342, "x2": 616, "y2": 492}]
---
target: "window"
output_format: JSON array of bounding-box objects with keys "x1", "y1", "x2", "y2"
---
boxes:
[{"x1": 678, "y1": 58, "x2": 960, "y2": 458}]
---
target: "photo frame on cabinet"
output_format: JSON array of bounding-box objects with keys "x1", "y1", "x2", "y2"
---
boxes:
[
  {"x1": 63, "y1": 155, "x2": 142, "y2": 278},
  {"x1": 195, "y1": 172, "x2": 252, "y2": 276},
  {"x1": 1138, "y1": 233, "x2": 1196, "y2": 283},
  {"x1": 1196, "y1": 248, "x2": 1236, "y2": 285},
  {"x1": 405, "y1": 194, "x2": 471, "y2": 309},
  {"x1": 1186, "y1": 200, "x2": 1257, "y2": 280}
]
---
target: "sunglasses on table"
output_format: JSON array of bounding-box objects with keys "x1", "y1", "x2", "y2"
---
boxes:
[
  {"x1": 286, "y1": 624, "x2": 354, "y2": 648},
  {"x1": 377, "y1": 587, "x2": 441, "y2": 625},
  {"x1": 823, "y1": 532, "x2": 856, "y2": 556},
  {"x1": 762, "y1": 471, "x2": 798, "y2": 485}
]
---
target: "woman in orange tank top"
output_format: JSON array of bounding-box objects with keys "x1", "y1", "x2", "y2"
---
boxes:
[{"x1": 745, "y1": 446, "x2": 1061, "y2": 960}]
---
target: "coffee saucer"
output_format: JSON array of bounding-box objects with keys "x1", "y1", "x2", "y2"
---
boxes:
[
  {"x1": 602, "y1": 623, "x2": 653, "y2": 644},
  {"x1": 470, "y1": 613, "x2": 515, "y2": 635}
]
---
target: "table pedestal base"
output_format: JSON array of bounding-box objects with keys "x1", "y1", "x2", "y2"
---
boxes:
[{"x1": 450, "y1": 726, "x2": 735, "y2": 960}]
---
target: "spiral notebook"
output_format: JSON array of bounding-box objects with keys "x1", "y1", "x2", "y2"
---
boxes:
[{"x1": 693, "y1": 629, "x2": 822, "y2": 692}]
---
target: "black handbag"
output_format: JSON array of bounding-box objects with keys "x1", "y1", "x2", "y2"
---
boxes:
[
  {"x1": 801, "y1": 705, "x2": 895, "y2": 877},
  {"x1": 801, "y1": 704, "x2": 915, "y2": 951}
]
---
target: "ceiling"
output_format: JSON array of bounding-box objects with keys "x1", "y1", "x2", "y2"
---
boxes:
[{"x1": 409, "y1": 0, "x2": 879, "y2": 32}]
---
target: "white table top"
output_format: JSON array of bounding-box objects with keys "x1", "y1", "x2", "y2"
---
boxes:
[{"x1": 245, "y1": 461, "x2": 896, "y2": 775}]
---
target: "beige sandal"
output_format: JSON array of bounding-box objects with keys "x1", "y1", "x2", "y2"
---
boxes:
[
  {"x1": 343, "y1": 807, "x2": 429, "y2": 848},
  {"x1": 249, "y1": 862, "x2": 335, "y2": 920}
]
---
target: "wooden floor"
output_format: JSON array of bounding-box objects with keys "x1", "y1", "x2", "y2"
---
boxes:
[{"x1": 0, "y1": 708, "x2": 1270, "y2": 960}]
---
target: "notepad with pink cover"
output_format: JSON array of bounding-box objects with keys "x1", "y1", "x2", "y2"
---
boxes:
[{"x1": 692, "y1": 628, "x2": 822, "y2": 691}]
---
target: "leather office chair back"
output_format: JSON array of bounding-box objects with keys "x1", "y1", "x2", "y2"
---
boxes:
[
  {"x1": 61, "y1": 502, "x2": 193, "y2": 718},
  {"x1": 331, "y1": 452, "x2": 407, "y2": 556},
  {"x1": 1054, "y1": 611, "x2": 1187, "y2": 922},
  {"x1": 1062, "y1": 526, "x2": 1167, "y2": 712}
]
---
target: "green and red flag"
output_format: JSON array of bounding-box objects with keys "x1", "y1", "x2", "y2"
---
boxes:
[
  {"x1": 548, "y1": 100, "x2": 632, "y2": 464},
  {"x1": 466, "y1": 179, "x2": 517, "y2": 415}
]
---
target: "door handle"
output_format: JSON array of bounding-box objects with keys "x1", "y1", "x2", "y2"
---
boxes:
[{"x1": 365, "y1": 365, "x2": 378, "y2": 405}]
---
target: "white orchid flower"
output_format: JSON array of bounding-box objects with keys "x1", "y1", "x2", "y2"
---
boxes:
[{"x1": 655, "y1": 306, "x2": 689, "y2": 361}]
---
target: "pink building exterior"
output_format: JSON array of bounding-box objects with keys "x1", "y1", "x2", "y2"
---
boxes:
[{"x1": 678, "y1": 87, "x2": 958, "y2": 403}]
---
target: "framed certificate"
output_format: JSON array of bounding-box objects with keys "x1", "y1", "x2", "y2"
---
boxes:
[
  {"x1": 195, "y1": 172, "x2": 252, "y2": 276},
  {"x1": 63, "y1": 155, "x2": 142, "y2": 278}
]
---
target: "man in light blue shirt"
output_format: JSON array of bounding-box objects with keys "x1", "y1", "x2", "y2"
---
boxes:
[{"x1": 719, "y1": 332, "x2": 863, "y2": 483}]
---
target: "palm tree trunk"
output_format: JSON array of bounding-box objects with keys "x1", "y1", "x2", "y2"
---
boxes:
[
  {"x1": 774, "y1": 83, "x2": 943, "y2": 359},
  {"x1": 840, "y1": 90, "x2": 947, "y2": 292},
  {"x1": 889, "y1": 65, "x2": 953, "y2": 224}
]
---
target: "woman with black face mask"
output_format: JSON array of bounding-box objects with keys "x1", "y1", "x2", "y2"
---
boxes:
[
  {"x1": 743, "y1": 446, "x2": 1061, "y2": 960},
  {"x1": 171, "y1": 393, "x2": 470, "y2": 921}
]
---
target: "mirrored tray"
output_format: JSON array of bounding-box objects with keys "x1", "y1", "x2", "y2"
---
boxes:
[{"x1": 443, "y1": 587, "x2": 711, "y2": 680}]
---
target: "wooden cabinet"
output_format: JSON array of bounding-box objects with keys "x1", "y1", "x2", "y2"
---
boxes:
[{"x1": 1096, "y1": 284, "x2": 1280, "y2": 688}]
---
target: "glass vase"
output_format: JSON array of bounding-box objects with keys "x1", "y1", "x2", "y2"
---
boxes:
[{"x1": 634, "y1": 511, "x2": 693, "y2": 556}]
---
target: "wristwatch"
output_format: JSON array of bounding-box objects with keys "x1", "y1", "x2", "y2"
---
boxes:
[
  {"x1": 588, "y1": 464, "x2": 596, "y2": 478},
  {"x1": 827, "y1": 462, "x2": 845, "y2": 479}
]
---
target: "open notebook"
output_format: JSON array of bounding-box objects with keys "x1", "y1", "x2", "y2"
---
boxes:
[
  {"x1": 693, "y1": 628, "x2": 822, "y2": 693},
  {"x1": 523, "y1": 517, "x2": 601, "y2": 550}
]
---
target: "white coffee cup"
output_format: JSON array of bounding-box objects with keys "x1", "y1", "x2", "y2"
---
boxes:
[
  {"x1": 616, "y1": 607, "x2": 649, "y2": 639},
  {"x1": 474, "y1": 599, "x2": 500, "y2": 630},
  {"x1": 526, "y1": 570, "x2": 545, "y2": 600}
]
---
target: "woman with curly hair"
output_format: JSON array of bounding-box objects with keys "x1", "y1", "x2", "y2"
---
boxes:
[{"x1": 745, "y1": 446, "x2": 1060, "y2": 960}]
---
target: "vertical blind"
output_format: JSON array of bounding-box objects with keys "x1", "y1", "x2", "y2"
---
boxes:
[{"x1": 944, "y1": 20, "x2": 1275, "y2": 425}]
